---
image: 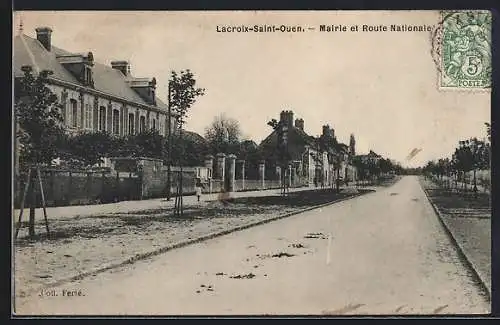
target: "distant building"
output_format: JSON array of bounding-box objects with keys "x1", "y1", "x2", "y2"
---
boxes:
[
  {"x1": 259, "y1": 110, "x2": 356, "y2": 187},
  {"x1": 259, "y1": 110, "x2": 316, "y2": 185},
  {"x1": 240, "y1": 140, "x2": 259, "y2": 150},
  {"x1": 358, "y1": 150, "x2": 383, "y2": 163}
]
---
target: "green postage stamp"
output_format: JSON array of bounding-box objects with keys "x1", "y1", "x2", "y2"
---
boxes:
[{"x1": 439, "y1": 10, "x2": 492, "y2": 90}]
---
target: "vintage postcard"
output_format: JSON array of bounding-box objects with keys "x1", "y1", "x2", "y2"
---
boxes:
[{"x1": 12, "y1": 10, "x2": 491, "y2": 316}]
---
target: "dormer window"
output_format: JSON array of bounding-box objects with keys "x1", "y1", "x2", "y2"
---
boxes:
[
  {"x1": 56, "y1": 51, "x2": 94, "y2": 87},
  {"x1": 84, "y1": 66, "x2": 94, "y2": 87},
  {"x1": 128, "y1": 77, "x2": 157, "y2": 106}
]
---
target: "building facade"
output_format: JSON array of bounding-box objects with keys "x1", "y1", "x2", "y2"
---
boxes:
[{"x1": 14, "y1": 27, "x2": 176, "y2": 140}]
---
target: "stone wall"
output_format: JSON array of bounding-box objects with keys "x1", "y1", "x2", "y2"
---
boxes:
[
  {"x1": 14, "y1": 154, "x2": 318, "y2": 208},
  {"x1": 14, "y1": 168, "x2": 141, "y2": 208}
]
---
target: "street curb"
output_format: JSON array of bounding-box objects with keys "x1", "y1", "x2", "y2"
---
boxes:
[
  {"x1": 22, "y1": 189, "x2": 373, "y2": 297},
  {"x1": 420, "y1": 181, "x2": 491, "y2": 301}
]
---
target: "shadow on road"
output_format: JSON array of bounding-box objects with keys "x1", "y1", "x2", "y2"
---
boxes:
[
  {"x1": 223, "y1": 188, "x2": 374, "y2": 207},
  {"x1": 15, "y1": 188, "x2": 373, "y2": 243}
]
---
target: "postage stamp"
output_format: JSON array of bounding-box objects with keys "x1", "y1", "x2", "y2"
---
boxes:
[{"x1": 438, "y1": 10, "x2": 492, "y2": 90}]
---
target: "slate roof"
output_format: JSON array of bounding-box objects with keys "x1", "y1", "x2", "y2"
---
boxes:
[
  {"x1": 259, "y1": 121, "x2": 355, "y2": 164},
  {"x1": 259, "y1": 124, "x2": 317, "y2": 161},
  {"x1": 366, "y1": 150, "x2": 382, "y2": 158},
  {"x1": 241, "y1": 140, "x2": 259, "y2": 149},
  {"x1": 183, "y1": 130, "x2": 208, "y2": 145},
  {"x1": 14, "y1": 34, "x2": 78, "y2": 83},
  {"x1": 356, "y1": 150, "x2": 382, "y2": 160},
  {"x1": 13, "y1": 34, "x2": 168, "y2": 111}
]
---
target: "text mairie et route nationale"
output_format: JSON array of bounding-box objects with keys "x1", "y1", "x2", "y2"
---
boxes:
[{"x1": 215, "y1": 24, "x2": 434, "y2": 33}]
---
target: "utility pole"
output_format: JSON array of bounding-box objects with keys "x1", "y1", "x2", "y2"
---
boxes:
[
  {"x1": 282, "y1": 121, "x2": 288, "y2": 195},
  {"x1": 14, "y1": 107, "x2": 20, "y2": 206},
  {"x1": 166, "y1": 81, "x2": 172, "y2": 201}
]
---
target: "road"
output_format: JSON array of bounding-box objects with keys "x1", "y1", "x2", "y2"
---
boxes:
[{"x1": 15, "y1": 176, "x2": 489, "y2": 315}]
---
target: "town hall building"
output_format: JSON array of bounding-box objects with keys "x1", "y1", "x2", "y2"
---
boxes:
[{"x1": 14, "y1": 26, "x2": 176, "y2": 139}]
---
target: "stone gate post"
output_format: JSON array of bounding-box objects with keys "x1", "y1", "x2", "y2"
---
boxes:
[
  {"x1": 227, "y1": 154, "x2": 236, "y2": 192},
  {"x1": 204, "y1": 155, "x2": 214, "y2": 193},
  {"x1": 237, "y1": 159, "x2": 246, "y2": 191},
  {"x1": 216, "y1": 153, "x2": 226, "y2": 180},
  {"x1": 259, "y1": 160, "x2": 266, "y2": 190}
]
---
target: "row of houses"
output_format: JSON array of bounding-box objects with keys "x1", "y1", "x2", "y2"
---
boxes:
[
  {"x1": 13, "y1": 26, "x2": 385, "y2": 206},
  {"x1": 259, "y1": 110, "x2": 370, "y2": 188}
]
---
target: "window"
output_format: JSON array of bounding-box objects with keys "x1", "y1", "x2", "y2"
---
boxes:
[
  {"x1": 83, "y1": 67, "x2": 93, "y2": 86},
  {"x1": 152, "y1": 118, "x2": 156, "y2": 131},
  {"x1": 99, "y1": 106, "x2": 106, "y2": 131},
  {"x1": 140, "y1": 116, "x2": 146, "y2": 133},
  {"x1": 80, "y1": 102, "x2": 85, "y2": 129},
  {"x1": 60, "y1": 95, "x2": 67, "y2": 124},
  {"x1": 112, "y1": 109, "x2": 120, "y2": 135},
  {"x1": 87, "y1": 68, "x2": 92, "y2": 84},
  {"x1": 93, "y1": 106, "x2": 99, "y2": 130},
  {"x1": 85, "y1": 104, "x2": 92, "y2": 129},
  {"x1": 128, "y1": 113, "x2": 135, "y2": 135},
  {"x1": 165, "y1": 117, "x2": 169, "y2": 135},
  {"x1": 70, "y1": 99, "x2": 78, "y2": 128}
]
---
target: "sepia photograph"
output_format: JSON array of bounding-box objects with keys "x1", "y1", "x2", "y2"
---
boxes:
[{"x1": 12, "y1": 10, "x2": 491, "y2": 316}]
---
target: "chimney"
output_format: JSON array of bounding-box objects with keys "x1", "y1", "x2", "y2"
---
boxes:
[
  {"x1": 294, "y1": 118, "x2": 304, "y2": 131},
  {"x1": 286, "y1": 111, "x2": 294, "y2": 127},
  {"x1": 322, "y1": 125, "x2": 330, "y2": 137},
  {"x1": 280, "y1": 110, "x2": 287, "y2": 123},
  {"x1": 36, "y1": 27, "x2": 52, "y2": 51},
  {"x1": 111, "y1": 61, "x2": 130, "y2": 76},
  {"x1": 279, "y1": 110, "x2": 294, "y2": 126}
]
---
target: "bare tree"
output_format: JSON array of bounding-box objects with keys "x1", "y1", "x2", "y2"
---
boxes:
[{"x1": 204, "y1": 113, "x2": 242, "y2": 155}]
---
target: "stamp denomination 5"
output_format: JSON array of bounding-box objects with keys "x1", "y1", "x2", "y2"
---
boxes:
[{"x1": 438, "y1": 10, "x2": 492, "y2": 90}]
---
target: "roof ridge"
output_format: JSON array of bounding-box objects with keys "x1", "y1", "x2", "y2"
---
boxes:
[{"x1": 15, "y1": 33, "x2": 169, "y2": 111}]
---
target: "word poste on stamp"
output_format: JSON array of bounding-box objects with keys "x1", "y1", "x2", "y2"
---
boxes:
[{"x1": 439, "y1": 10, "x2": 492, "y2": 90}]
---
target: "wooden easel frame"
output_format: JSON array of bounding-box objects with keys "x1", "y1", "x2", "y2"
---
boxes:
[
  {"x1": 14, "y1": 166, "x2": 50, "y2": 240},
  {"x1": 173, "y1": 171, "x2": 184, "y2": 217}
]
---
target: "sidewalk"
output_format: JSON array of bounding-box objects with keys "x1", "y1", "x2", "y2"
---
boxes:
[
  {"x1": 433, "y1": 176, "x2": 490, "y2": 194},
  {"x1": 13, "y1": 186, "x2": 314, "y2": 223},
  {"x1": 419, "y1": 177, "x2": 491, "y2": 299}
]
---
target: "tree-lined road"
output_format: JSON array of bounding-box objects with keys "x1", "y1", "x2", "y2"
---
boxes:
[{"x1": 16, "y1": 176, "x2": 489, "y2": 315}]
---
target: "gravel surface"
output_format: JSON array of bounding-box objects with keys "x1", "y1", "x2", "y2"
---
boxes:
[
  {"x1": 15, "y1": 176, "x2": 489, "y2": 315},
  {"x1": 14, "y1": 188, "x2": 369, "y2": 300},
  {"x1": 419, "y1": 177, "x2": 491, "y2": 296}
]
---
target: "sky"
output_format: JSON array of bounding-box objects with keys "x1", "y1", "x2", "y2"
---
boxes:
[{"x1": 13, "y1": 11, "x2": 491, "y2": 168}]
